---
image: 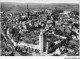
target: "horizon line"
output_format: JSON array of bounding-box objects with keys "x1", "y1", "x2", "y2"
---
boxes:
[
  {"x1": 0, "y1": 0, "x2": 79, "y2": 4},
  {"x1": 0, "y1": 1, "x2": 79, "y2": 4}
]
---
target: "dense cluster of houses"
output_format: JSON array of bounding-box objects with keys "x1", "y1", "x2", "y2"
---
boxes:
[{"x1": 1, "y1": 5, "x2": 79, "y2": 56}]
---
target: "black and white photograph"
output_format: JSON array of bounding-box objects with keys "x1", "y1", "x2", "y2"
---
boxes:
[{"x1": 0, "y1": 0, "x2": 80, "y2": 56}]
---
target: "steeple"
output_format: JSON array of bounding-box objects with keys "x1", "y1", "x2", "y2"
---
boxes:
[
  {"x1": 39, "y1": 29, "x2": 44, "y2": 54},
  {"x1": 39, "y1": 29, "x2": 47, "y2": 54},
  {"x1": 27, "y1": 4, "x2": 29, "y2": 11},
  {"x1": 27, "y1": 4, "x2": 30, "y2": 17}
]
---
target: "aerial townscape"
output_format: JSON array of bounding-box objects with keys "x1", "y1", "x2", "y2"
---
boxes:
[{"x1": 0, "y1": 2, "x2": 79, "y2": 56}]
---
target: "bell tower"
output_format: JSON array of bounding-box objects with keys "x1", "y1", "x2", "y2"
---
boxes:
[
  {"x1": 39, "y1": 29, "x2": 47, "y2": 54},
  {"x1": 27, "y1": 4, "x2": 30, "y2": 18}
]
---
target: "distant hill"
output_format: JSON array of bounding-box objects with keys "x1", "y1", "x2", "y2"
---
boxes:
[{"x1": 1, "y1": 2, "x2": 79, "y2": 12}]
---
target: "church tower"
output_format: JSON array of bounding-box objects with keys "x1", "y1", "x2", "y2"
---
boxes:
[
  {"x1": 27, "y1": 4, "x2": 30, "y2": 18},
  {"x1": 39, "y1": 29, "x2": 47, "y2": 54},
  {"x1": 39, "y1": 29, "x2": 44, "y2": 53}
]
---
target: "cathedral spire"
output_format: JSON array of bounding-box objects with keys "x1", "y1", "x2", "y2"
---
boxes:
[{"x1": 27, "y1": 4, "x2": 30, "y2": 18}]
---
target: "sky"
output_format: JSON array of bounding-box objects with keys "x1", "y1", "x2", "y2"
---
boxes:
[{"x1": 0, "y1": 0, "x2": 80, "y2": 3}]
